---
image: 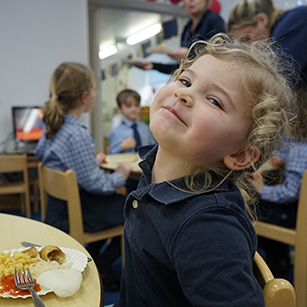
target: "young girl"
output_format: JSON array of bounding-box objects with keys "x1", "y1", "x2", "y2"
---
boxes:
[
  {"x1": 114, "y1": 35, "x2": 299, "y2": 306},
  {"x1": 34, "y1": 62, "x2": 132, "y2": 291}
]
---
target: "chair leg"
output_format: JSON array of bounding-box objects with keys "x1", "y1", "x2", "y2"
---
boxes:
[
  {"x1": 121, "y1": 234, "x2": 125, "y2": 268},
  {"x1": 25, "y1": 191, "x2": 31, "y2": 218},
  {"x1": 32, "y1": 180, "x2": 40, "y2": 214},
  {"x1": 20, "y1": 194, "x2": 25, "y2": 214}
]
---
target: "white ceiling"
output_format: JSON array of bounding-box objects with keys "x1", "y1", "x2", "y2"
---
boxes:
[
  {"x1": 88, "y1": 0, "x2": 303, "y2": 53},
  {"x1": 88, "y1": 0, "x2": 187, "y2": 50},
  {"x1": 96, "y1": 8, "x2": 165, "y2": 49}
]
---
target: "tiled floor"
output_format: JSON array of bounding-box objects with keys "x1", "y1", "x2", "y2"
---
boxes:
[{"x1": 0, "y1": 207, "x2": 120, "y2": 306}]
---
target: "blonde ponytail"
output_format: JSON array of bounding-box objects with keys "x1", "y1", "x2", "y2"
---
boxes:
[{"x1": 42, "y1": 62, "x2": 95, "y2": 139}]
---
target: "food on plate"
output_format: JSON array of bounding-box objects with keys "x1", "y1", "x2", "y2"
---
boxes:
[
  {"x1": 30, "y1": 259, "x2": 73, "y2": 279},
  {"x1": 0, "y1": 251, "x2": 40, "y2": 276},
  {"x1": 21, "y1": 247, "x2": 39, "y2": 258},
  {"x1": 39, "y1": 245, "x2": 66, "y2": 264},
  {"x1": 37, "y1": 269, "x2": 82, "y2": 297},
  {"x1": 146, "y1": 43, "x2": 172, "y2": 54},
  {"x1": 0, "y1": 274, "x2": 41, "y2": 296},
  {"x1": 125, "y1": 59, "x2": 144, "y2": 67},
  {"x1": 0, "y1": 246, "x2": 86, "y2": 298}
]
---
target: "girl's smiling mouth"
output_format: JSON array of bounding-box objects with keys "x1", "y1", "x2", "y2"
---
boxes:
[{"x1": 163, "y1": 106, "x2": 187, "y2": 126}]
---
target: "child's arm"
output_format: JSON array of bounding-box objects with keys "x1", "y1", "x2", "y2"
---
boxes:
[
  {"x1": 248, "y1": 171, "x2": 265, "y2": 194},
  {"x1": 115, "y1": 163, "x2": 133, "y2": 181},
  {"x1": 67, "y1": 131, "x2": 128, "y2": 194},
  {"x1": 109, "y1": 127, "x2": 134, "y2": 154},
  {"x1": 254, "y1": 145, "x2": 307, "y2": 204},
  {"x1": 120, "y1": 137, "x2": 136, "y2": 151},
  {"x1": 96, "y1": 152, "x2": 107, "y2": 165}
]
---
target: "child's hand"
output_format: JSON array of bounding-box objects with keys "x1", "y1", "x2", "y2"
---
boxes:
[
  {"x1": 96, "y1": 152, "x2": 107, "y2": 165},
  {"x1": 248, "y1": 172, "x2": 265, "y2": 194},
  {"x1": 115, "y1": 163, "x2": 133, "y2": 181},
  {"x1": 270, "y1": 156, "x2": 285, "y2": 168},
  {"x1": 133, "y1": 61, "x2": 153, "y2": 70},
  {"x1": 120, "y1": 137, "x2": 136, "y2": 150},
  {"x1": 167, "y1": 47, "x2": 188, "y2": 61}
]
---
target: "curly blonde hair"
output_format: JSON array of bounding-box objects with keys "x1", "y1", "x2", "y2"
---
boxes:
[
  {"x1": 173, "y1": 34, "x2": 301, "y2": 219},
  {"x1": 43, "y1": 62, "x2": 96, "y2": 139}
]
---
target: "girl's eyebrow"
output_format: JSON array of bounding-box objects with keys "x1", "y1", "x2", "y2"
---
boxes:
[
  {"x1": 183, "y1": 68, "x2": 236, "y2": 110},
  {"x1": 209, "y1": 82, "x2": 236, "y2": 110},
  {"x1": 181, "y1": 68, "x2": 194, "y2": 76}
]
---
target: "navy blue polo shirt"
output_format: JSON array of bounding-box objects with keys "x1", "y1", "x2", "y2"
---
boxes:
[{"x1": 115, "y1": 145, "x2": 264, "y2": 307}]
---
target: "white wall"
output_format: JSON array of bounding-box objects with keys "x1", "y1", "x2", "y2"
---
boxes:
[{"x1": 0, "y1": 0, "x2": 89, "y2": 150}]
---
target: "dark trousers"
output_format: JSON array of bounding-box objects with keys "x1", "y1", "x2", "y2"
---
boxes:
[
  {"x1": 257, "y1": 199, "x2": 296, "y2": 276},
  {"x1": 86, "y1": 236, "x2": 121, "y2": 275}
]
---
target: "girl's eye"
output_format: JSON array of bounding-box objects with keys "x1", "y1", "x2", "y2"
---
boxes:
[
  {"x1": 178, "y1": 78, "x2": 191, "y2": 87},
  {"x1": 207, "y1": 97, "x2": 224, "y2": 110}
]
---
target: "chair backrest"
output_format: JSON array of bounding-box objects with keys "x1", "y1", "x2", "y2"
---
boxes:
[
  {"x1": 254, "y1": 252, "x2": 296, "y2": 307},
  {"x1": 38, "y1": 162, "x2": 84, "y2": 244},
  {"x1": 0, "y1": 154, "x2": 28, "y2": 174},
  {"x1": 254, "y1": 170, "x2": 307, "y2": 306},
  {"x1": 0, "y1": 154, "x2": 30, "y2": 218}
]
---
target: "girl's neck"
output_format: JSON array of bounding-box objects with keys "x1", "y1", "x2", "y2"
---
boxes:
[
  {"x1": 66, "y1": 107, "x2": 83, "y2": 119},
  {"x1": 151, "y1": 146, "x2": 196, "y2": 184}
]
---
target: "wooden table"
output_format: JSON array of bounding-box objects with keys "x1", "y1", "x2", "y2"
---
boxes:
[
  {"x1": 0, "y1": 213, "x2": 103, "y2": 307},
  {"x1": 100, "y1": 153, "x2": 142, "y2": 181}
]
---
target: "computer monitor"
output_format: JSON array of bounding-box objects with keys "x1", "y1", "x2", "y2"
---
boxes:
[{"x1": 12, "y1": 106, "x2": 44, "y2": 148}]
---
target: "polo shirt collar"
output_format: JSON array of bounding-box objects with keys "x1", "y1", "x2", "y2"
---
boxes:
[
  {"x1": 135, "y1": 144, "x2": 231, "y2": 205},
  {"x1": 122, "y1": 117, "x2": 136, "y2": 127},
  {"x1": 64, "y1": 114, "x2": 87, "y2": 129}
]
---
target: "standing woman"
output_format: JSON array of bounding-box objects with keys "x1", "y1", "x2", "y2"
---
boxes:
[
  {"x1": 134, "y1": 0, "x2": 226, "y2": 74},
  {"x1": 227, "y1": 0, "x2": 307, "y2": 101}
]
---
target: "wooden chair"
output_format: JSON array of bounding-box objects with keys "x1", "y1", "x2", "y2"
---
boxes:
[
  {"x1": 38, "y1": 162, "x2": 125, "y2": 266},
  {"x1": 0, "y1": 154, "x2": 31, "y2": 218},
  {"x1": 254, "y1": 251, "x2": 296, "y2": 306},
  {"x1": 254, "y1": 170, "x2": 307, "y2": 307}
]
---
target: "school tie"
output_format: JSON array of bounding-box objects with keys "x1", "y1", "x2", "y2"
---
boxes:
[{"x1": 131, "y1": 123, "x2": 141, "y2": 152}]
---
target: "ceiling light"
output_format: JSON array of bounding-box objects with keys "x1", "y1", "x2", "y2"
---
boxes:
[
  {"x1": 99, "y1": 45, "x2": 118, "y2": 59},
  {"x1": 126, "y1": 23, "x2": 162, "y2": 46}
]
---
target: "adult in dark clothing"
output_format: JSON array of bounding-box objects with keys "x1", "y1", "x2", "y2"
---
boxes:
[
  {"x1": 228, "y1": 0, "x2": 307, "y2": 276},
  {"x1": 228, "y1": 0, "x2": 307, "y2": 101},
  {"x1": 134, "y1": 0, "x2": 226, "y2": 74}
]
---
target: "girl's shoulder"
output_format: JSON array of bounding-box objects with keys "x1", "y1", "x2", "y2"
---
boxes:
[{"x1": 60, "y1": 119, "x2": 92, "y2": 143}]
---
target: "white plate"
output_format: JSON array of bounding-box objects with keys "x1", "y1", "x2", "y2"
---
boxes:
[
  {"x1": 124, "y1": 59, "x2": 144, "y2": 67},
  {"x1": 0, "y1": 246, "x2": 87, "y2": 299},
  {"x1": 146, "y1": 44, "x2": 172, "y2": 54}
]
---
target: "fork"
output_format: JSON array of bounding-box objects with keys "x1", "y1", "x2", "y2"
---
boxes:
[{"x1": 14, "y1": 266, "x2": 46, "y2": 307}]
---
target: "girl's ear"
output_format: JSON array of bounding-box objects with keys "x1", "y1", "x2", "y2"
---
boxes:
[
  {"x1": 256, "y1": 13, "x2": 269, "y2": 27},
  {"x1": 223, "y1": 147, "x2": 260, "y2": 171},
  {"x1": 80, "y1": 91, "x2": 89, "y2": 104}
]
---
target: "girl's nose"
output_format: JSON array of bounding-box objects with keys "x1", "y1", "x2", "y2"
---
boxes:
[{"x1": 174, "y1": 89, "x2": 193, "y2": 107}]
